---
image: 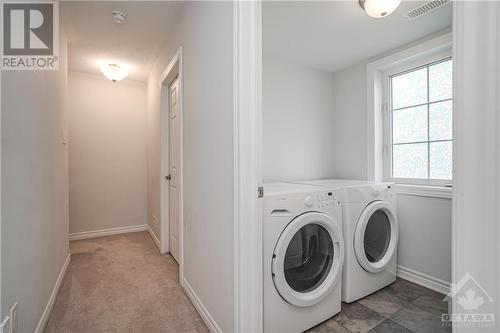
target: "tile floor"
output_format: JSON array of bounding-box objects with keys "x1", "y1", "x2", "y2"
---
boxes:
[{"x1": 308, "y1": 278, "x2": 451, "y2": 333}]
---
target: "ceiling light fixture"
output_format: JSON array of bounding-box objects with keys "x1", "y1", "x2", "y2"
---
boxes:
[
  {"x1": 359, "y1": 0, "x2": 402, "y2": 18},
  {"x1": 111, "y1": 10, "x2": 127, "y2": 24},
  {"x1": 100, "y1": 63, "x2": 128, "y2": 83}
]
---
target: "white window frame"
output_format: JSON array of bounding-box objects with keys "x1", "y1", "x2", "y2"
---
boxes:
[
  {"x1": 366, "y1": 32, "x2": 453, "y2": 198},
  {"x1": 382, "y1": 52, "x2": 453, "y2": 187}
]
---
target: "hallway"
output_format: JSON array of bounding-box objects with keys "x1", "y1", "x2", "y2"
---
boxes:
[{"x1": 44, "y1": 232, "x2": 208, "y2": 333}]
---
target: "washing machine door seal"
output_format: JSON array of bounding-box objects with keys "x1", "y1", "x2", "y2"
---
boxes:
[
  {"x1": 354, "y1": 200, "x2": 398, "y2": 273},
  {"x1": 272, "y1": 212, "x2": 344, "y2": 307}
]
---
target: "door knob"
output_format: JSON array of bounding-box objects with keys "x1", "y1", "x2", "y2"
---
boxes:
[{"x1": 165, "y1": 175, "x2": 171, "y2": 180}]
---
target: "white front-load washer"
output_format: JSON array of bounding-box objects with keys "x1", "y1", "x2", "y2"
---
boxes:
[
  {"x1": 289, "y1": 179, "x2": 398, "y2": 303},
  {"x1": 263, "y1": 182, "x2": 344, "y2": 333}
]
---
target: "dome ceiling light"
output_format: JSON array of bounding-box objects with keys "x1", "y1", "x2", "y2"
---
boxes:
[
  {"x1": 100, "y1": 63, "x2": 128, "y2": 83},
  {"x1": 359, "y1": 0, "x2": 402, "y2": 18}
]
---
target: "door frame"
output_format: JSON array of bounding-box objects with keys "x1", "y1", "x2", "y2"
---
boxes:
[
  {"x1": 159, "y1": 47, "x2": 184, "y2": 282},
  {"x1": 233, "y1": 1, "x2": 263, "y2": 332},
  {"x1": 452, "y1": 1, "x2": 500, "y2": 324}
]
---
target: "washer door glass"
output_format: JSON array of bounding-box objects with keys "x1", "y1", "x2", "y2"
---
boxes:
[
  {"x1": 364, "y1": 210, "x2": 391, "y2": 263},
  {"x1": 284, "y1": 224, "x2": 333, "y2": 293}
]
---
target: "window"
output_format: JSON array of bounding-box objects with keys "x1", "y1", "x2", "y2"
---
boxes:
[{"x1": 385, "y1": 58, "x2": 453, "y2": 185}]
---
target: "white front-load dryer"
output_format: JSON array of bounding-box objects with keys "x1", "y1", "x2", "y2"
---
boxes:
[
  {"x1": 289, "y1": 179, "x2": 398, "y2": 303},
  {"x1": 263, "y1": 182, "x2": 344, "y2": 333}
]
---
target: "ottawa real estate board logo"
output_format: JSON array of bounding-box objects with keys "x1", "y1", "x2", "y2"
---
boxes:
[
  {"x1": 1, "y1": 1, "x2": 59, "y2": 70},
  {"x1": 442, "y1": 273, "x2": 496, "y2": 329}
]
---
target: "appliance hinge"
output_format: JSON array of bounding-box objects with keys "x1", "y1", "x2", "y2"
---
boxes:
[{"x1": 258, "y1": 186, "x2": 264, "y2": 198}]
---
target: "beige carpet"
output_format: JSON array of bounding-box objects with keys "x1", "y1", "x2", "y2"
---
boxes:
[{"x1": 44, "y1": 232, "x2": 208, "y2": 333}]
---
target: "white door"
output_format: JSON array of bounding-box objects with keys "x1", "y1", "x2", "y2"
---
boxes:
[{"x1": 168, "y1": 77, "x2": 180, "y2": 263}]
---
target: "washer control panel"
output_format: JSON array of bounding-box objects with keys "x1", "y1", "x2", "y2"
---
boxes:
[{"x1": 303, "y1": 191, "x2": 340, "y2": 209}]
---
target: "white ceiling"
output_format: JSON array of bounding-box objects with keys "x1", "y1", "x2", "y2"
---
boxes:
[
  {"x1": 263, "y1": 0, "x2": 452, "y2": 72},
  {"x1": 61, "y1": 1, "x2": 184, "y2": 82}
]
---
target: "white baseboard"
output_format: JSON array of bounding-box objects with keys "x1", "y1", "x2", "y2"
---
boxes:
[
  {"x1": 183, "y1": 278, "x2": 222, "y2": 333},
  {"x1": 35, "y1": 253, "x2": 71, "y2": 333},
  {"x1": 397, "y1": 265, "x2": 450, "y2": 295},
  {"x1": 69, "y1": 225, "x2": 147, "y2": 241},
  {"x1": 147, "y1": 224, "x2": 161, "y2": 251}
]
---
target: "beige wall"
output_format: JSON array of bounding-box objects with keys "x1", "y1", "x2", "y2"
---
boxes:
[
  {"x1": 68, "y1": 72, "x2": 147, "y2": 234},
  {"x1": 146, "y1": 2, "x2": 234, "y2": 331},
  {"x1": 1, "y1": 34, "x2": 69, "y2": 332}
]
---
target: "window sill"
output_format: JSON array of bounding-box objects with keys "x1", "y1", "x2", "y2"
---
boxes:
[{"x1": 394, "y1": 184, "x2": 452, "y2": 199}]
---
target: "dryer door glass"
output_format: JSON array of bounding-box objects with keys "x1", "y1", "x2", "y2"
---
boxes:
[
  {"x1": 364, "y1": 210, "x2": 391, "y2": 263},
  {"x1": 284, "y1": 223, "x2": 333, "y2": 293}
]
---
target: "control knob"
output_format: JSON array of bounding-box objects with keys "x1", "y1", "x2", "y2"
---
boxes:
[{"x1": 304, "y1": 196, "x2": 314, "y2": 207}]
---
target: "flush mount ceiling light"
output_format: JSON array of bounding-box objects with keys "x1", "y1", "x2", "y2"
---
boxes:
[
  {"x1": 111, "y1": 10, "x2": 127, "y2": 24},
  {"x1": 100, "y1": 63, "x2": 128, "y2": 83},
  {"x1": 359, "y1": 0, "x2": 402, "y2": 18}
]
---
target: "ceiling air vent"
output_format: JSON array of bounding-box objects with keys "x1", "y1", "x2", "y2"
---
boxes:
[{"x1": 405, "y1": 0, "x2": 450, "y2": 20}]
